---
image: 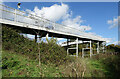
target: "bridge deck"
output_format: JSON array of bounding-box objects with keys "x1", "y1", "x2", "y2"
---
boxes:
[{"x1": 0, "y1": 4, "x2": 106, "y2": 42}]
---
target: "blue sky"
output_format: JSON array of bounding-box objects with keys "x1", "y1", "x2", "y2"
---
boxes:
[{"x1": 4, "y1": 2, "x2": 118, "y2": 45}]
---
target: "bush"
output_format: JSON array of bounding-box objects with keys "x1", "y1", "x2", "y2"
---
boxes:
[
  {"x1": 106, "y1": 44, "x2": 120, "y2": 53},
  {"x1": 39, "y1": 38, "x2": 68, "y2": 66}
]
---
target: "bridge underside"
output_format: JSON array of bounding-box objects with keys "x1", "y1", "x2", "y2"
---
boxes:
[{"x1": 3, "y1": 24, "x2": 103, "y2": 43}]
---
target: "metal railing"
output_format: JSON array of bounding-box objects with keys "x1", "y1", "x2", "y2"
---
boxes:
[{"x1": 0, "y1": 4, "x2": 105, "y2": 41}]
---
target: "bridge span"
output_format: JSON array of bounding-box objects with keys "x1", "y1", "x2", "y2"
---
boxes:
[{"x1": 0, "y1": 4, "x2": 106, "y2": 57}]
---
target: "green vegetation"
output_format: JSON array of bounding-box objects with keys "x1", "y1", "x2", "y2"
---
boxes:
[
  {"x1": 60, "y1": 53, "x2": 120, "y2": 78},
  {"x1": 2, "y1": 25, "x2": 69, "y2": 66},
  {"x1": 2, "y1": 24, "x2": 120, "y2": 78},
  {"x1": 106, "y1": 44, "x2": 120, "y2": 53},
  {"x1": 2, "y1": 50, "x2": 62, "y2": 77}
]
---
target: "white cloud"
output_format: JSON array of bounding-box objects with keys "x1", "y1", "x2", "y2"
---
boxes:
[
  {"x1": 107, "y1": 16, "x2": 120, "y2": 29},
  {"x1": 26, "y1": 3, "x2": 69, "y2": 22},
  {"x1": 62, "y1": 15, "x2": 91, "y2": 31},
  {"x1": 0, "y1": 0, "x2": 3, "y2": 2}
]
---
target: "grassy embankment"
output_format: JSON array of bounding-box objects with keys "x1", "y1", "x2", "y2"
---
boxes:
[{"x1": 2, "y1": 25, "x2": 120, "y2": 78}]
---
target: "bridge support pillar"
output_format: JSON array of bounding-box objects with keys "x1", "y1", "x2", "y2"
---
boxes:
[
  {"x1": 103, "y1": 42, "x2": 106, "y2": 53},
  {"x1": 46, "y1": 33, "x2": 49, "y2": 39},
  {"x1": 67, "y1": 38, "x2": 69, "y2": 56},
  {"x1": 46, "y1": 33, "x2": 49, "y2": 43},
  {"x1": 105, "y1": 42, "x2": 106, "y2": 53},
  {"x1": 90, "y1": 40, "x2": 92, "y2": 58},
  {"x1": 76, "y1": 38, "x2": 78, "y2": 57},
  {"x1": 97, "y1": 42, "x2": 99, "y2": 54}
]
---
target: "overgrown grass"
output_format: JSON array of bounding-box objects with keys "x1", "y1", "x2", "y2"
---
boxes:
[
  {"x1": 60, "y1": 57, "x2": 105, "y2": 77},
  {"x1": 2, "y1": 50, "x2": 63, "y2": 77},
  {"x1": 60, "y1": 53, "x2": 120, "y2": 78}
]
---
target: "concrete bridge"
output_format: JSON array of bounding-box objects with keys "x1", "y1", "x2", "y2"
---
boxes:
[{"x1": 0, "y1": 4, "x2": 106, "y2": 57}]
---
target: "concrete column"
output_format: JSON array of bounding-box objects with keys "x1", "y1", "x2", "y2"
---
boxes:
[
  {"x1": 46, "y1": 33, "x2": 49, "y2": 43},
  {"x1": 81, "y1": 41, "x2": 84, "y2": 58},
  {"x1": 82, "y1": 48, "x2": 84, "y2": 58},
  {"x1": 35, "y1": 34, "x2": 37, "y2": 43},
  {"x1": 46, "y1": 33, "x2": 49, "y2": 39},
  {"x1": 97, "y1": 42, "x2": 99, "y2": 54},
  {"x1": 90, "y1": 40, "x2": 92, "y2": 57},
  {"x1": 67, "y1": 38, "x2": 69, "y2": 55},
  {"x1": 67, "y1": 49, "x2": 69, "y2": 56},
  {"x1": 103, "y1": 42, "x2": 105, "y2": 53},
  {"x1": 76, "y1": 38, "x2": 78, "y2": 57},
  {"x1": 86, "y1": 44, "x2": 89, "y2": 48},
  {"x1": 104, "y1": 42, "x2": 106, "y2": 53}
]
